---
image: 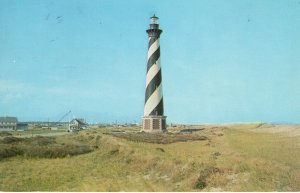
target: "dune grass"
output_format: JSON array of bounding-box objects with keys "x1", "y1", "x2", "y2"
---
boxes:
[
  {"x1": 0, "y1": 124, "x2": 299, "y2": 191},
  {"x1": 223, "y1": 127, "x2": 300, "y2": 191}
]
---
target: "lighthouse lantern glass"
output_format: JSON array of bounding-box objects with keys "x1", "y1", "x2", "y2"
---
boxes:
[{"x1": 151, "y1": 17, "x2": 158, "y2": 24}]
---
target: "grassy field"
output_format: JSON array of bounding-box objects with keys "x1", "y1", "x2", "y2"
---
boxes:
[{"x1": 0, "y1": 123, "x2": 299, "y2": 191}]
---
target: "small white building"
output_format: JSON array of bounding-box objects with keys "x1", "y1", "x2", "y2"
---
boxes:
[{"x1": 0, "y1": 117, "x2": 18, "y2": 131}]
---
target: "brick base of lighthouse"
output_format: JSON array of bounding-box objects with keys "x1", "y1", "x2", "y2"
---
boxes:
[{"x1": 142, "y1": 116, "x2": 167, "y2": 132}]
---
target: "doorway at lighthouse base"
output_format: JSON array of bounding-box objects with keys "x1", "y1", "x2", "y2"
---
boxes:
[{"x1": 142, "y1": 115, "x2": 167, "y2": 132}]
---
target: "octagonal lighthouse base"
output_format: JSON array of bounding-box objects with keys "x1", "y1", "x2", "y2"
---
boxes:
[{"x1": 142, "y1": 115, "x2": 167, "y2": 132}]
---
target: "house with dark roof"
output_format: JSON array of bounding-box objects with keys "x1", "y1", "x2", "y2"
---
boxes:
[
  {"x1": 69, "y1": 118, "x2": 88, "y2": 132},
  {"x1": 0, "y1": 117, "x2": 18, "y2": 131}
]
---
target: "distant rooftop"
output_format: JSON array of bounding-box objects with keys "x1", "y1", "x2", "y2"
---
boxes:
[
  {"x1": 0, "y1": 117, "x2": 18, "y2": 122},
  {"x1": 71, "y1": 118, "x2": 87, "y2": 125}
]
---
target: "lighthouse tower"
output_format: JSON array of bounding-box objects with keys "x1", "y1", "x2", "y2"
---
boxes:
[{"x1": 142, "y1": 15, "x2": 167, "y2": 132}]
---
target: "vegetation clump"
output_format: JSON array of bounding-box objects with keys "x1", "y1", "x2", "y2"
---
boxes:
[
  {"x1": 0, "y1": 136, "x2": 23, "y2": 144},
  {"x1": 194, "y1": 166, "x2": 220, "y2": 189},
  {"x1": 156, "y1": 147, "x2": 165, "y2": 152},
  {"x1": 0, "y1": 131, "x2": 13, "y2": 137},
  {"x1": 23, "y1": 144, "x2": 92, "y2": 158},
  {"x1": 0, "y1": 136, "x2": 93, "y2": 160},
  {"x1": 0, "y1": 145, "x2": 23, "y2": 159},
  {"x1": 31, "y1": 136, "x2": 56, "y2": 145},
  {"x1": 108, "y1": 132, "x2": 208, "y2": 144},
  {"x1": 180, "y1": 128, "x2": 204, "y2": 133}
]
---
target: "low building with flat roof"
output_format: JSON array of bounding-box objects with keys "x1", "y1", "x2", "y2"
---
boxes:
[
  {"x1": 0, "y1": 117, "x2": 18, "y2": 131},
  {"x1": 17, "y1": 122, "x2": 29, "y2": 131}
]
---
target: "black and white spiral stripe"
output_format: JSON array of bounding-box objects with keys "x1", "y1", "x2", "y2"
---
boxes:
[{"x1": 144, "y1": 35, "x2": 164, "y2": 116}]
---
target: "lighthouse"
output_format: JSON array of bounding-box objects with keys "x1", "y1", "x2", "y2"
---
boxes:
[{"x1": 142, "y1": 15, "x2": 167, "y2": 132}]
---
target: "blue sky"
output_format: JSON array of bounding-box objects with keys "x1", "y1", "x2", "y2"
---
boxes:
[{"x1": 0, "y1": 0, "x2": 300, "y2": 124}]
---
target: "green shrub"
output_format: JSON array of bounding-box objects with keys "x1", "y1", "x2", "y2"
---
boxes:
[
  {"x1": 0, "y1": 136, "x2": 93, "y2": 159},
  {"x1": 29, "y1": 136, "x2": 56, "y2": 146},
  {"x1": 109, "y1": 132, "x2": 208, "y2": 144},
  {"x1": 194, "y1": 167, "x2": 220, "y2": 189},
  {"x1": 0, "y1": 137, "x2": 24, "y2": 144},
  {"x1": 22, "y1": 144, "x2": 93, "y2": 158},
  {"x1": 0, "y1": 131, "x2": 12, "y2": 137},
  {"x1": 0, "y1": 145, "x2": 23, "y2": 159}
]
